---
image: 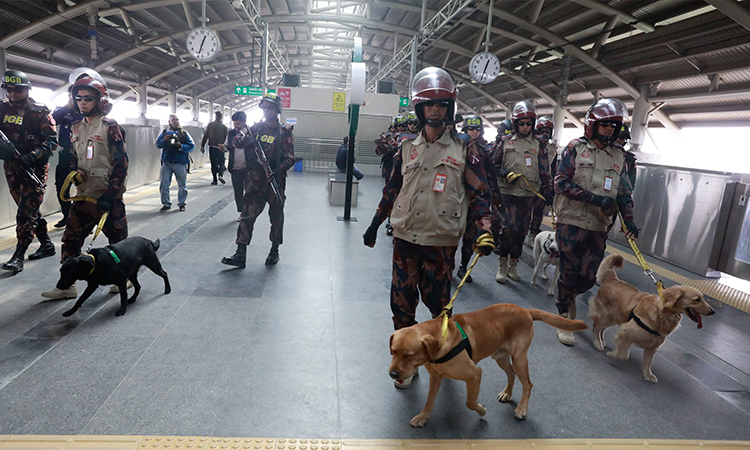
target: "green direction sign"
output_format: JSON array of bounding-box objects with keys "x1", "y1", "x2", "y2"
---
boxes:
[
  {"x1": 399, "y1": 97, "x2": 409, "y2": 107},
  {"x1": 234, "y1": 87, "x2": 276, "y2": 96}
]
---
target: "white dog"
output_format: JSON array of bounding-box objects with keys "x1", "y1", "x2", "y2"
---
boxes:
[{"x1": 530, "y1": 231, "x2": 559, "y2": 296}]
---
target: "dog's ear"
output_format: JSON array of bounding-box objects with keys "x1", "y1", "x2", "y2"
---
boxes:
[
  {"x1": 420, "y1": 334, "x2": 441, "y2": 361},
  {"x1": 662, "y1": 287, "x2": 683, "y2": 310},
  {"x1": 389, "y1": 333, "x2": 395, "y2": 355},
  {"x1": 77, "y1": 255, "x2": 95, "y2": 278}
]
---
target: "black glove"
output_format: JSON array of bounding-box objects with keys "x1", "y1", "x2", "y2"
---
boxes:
[
  {"x1": 544, "y1": 193, "x2": 554, "y2": 207},
  {"x1": 16, "y1": 153, "x2": 36, "y2": 169},
  {"x1": 591, "y1": 194, "x2": 615, "y2": 211},
  {"x1": 363, "y1": 217, "x2": 380, "y2": 247},
  {"x1": 97, "y1": 196, "x2": 112, "y2": 212},
  {"x1": 474, "y1": 232, "x2": 495, "y2": 256},
  {"x1": 623, "y1": 219, "x2": 640, "y2": 238}
]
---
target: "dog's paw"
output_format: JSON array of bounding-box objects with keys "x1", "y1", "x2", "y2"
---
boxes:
[
  {"x1": 607, "y1": 350, "x2": 629, "y2": 360},
  {"x1": 62, "y1": 309, "x2": 74, "y2": 317},
  {"x1": 514, "y1": 406, "x2": 528, "y2": 420},
  {"x1": 115, "y1": 308, "x2": 127, "y2": 317},
  {"x1": 497, "y1": 389, "x2": 512, "y2": 403},
  {"x1": 530, "y1": 279, "x2": 537, "y2": 286},
  {"x1": 546, "y1": 289, "x2": 554, "y2": 296},
  {"x1": 164, "y1": 287, "x2": 171, "y2": 295},
  {"x1": 643, "y1": 373, "x2": 658, "y2": 383},
  {"x1": 541, "y1": 275, "x2": 549, "y2": 281},
  {"x1": 474, "y1": 403, "x2": 487, "y2": 417},
  {"x1": 593, "y1": 340, "x2": 605, "y2": 351},
  {"x1": 409, "y1": 414, "x2": 429, "y2": 428}
]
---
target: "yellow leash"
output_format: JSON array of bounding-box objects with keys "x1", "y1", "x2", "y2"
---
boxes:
[
  {"x1": 60, "y1": 171, "x2": 110, "y2": 252},
  {"x1": 519, "y1": 175, "x2": 556, "y2": 228},
  {"x1": 438, "y1": 233, "x2": 495, "y2": 343},
  {"x1": 616, "y1": 211, "x2": 673, "y2": 311}
]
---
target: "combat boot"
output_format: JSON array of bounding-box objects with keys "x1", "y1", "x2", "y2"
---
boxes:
[
  {"x1": 221, "y1": 244, "x2": 247, "y2": 268},
  {"x1": 496, "y1": 256, "x2": 508, "y2": 284},
  {"x1": 525, "y1": 232, "x2": 537, "y2": 248},
  {"x1": 507, "y1": 258, "x2": 521, "y2": 282},
  {"x1": 456, "y1": 265, "x2": 472, "y2": 283},
  {"x1": 557, "y1": 312, "x2": 576, "y2": 346},
  {"x1": 28, "y1": 234, "x2": 56, "y2": 260},
  {"x1": 41, "y1": 281, "x2": 78, "y2": 299},
  {"x1": 2, "y1": 244, "x2": 28, "y2": 274},
  {"x1": 265, "y1": 244, "x2": 280, "y2": 265}
]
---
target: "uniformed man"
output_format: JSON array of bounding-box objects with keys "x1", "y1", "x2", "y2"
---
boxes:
[
  {"x1": 374, "y1": 116, "x2": 405, "y2": 236},
  {"x1": 614, "y1": 124, "x2": 637, "y2": 189},
  {"x1": 41, "y1": 75, "x2": 129, "y2": 299},
  {"x1": 201, "y1": 111, "x2": 229, "y2": 185},
  {"x1": 404, "y1": 111, "x2": 420, "y2": 135},
  {"x1": 221, "y1": 92, "x2": 294, "y2": 268},
  {"x1": 554, "y1": 98, "x2": 638, "y2": 346},
  {"x1": 526, "y1": 115, "x2": 559, "y2": 247},
  {"x1": 492, "y1": 101, "x2": 553, "y2": 284},
  {"x1": 456, "y1": 114, "x2": 497, "y2": 282},
  {"x1": 0, "y1": 69, "x2": 57, "y2": 274},
  {"x1": 363, "y1": 67, "x2": 494, "y2": 389}
]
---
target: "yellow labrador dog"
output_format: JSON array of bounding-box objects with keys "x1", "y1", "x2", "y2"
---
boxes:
[
  {"x1": 388, "y1": 303, "x2": 587, "y2": 427},
  {"x1": 589, "y1": 254, "x2": 715, "y2": 383}
]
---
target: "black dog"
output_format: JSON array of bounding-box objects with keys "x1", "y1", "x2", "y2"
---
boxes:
[{"x1": 56, "y1": 237, "x2": 171, "y2": 317}]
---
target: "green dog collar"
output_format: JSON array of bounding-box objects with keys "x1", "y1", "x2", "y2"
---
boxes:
[{"x1": 109, "y1": 250, "x2": 121, "y2": 264}]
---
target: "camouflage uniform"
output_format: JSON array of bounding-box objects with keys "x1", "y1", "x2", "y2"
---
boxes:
[
  {"x1": 0, "y1": 97, "x2": 57, "y2": 248},
  {"x1": 374, "y1": 130, "x2": 398, "y2": 182},
  {"x1": 371, "y1": 129, "x2": 492, "y2": 329},
  {"x1": 529, "y1": 142, "x2": 558, "y2": 236},
  {"x1": 236, "y1": 118, "x2": 294, "y2": 247},
  {"x1": 52, "y1": 105, "x2": 82, "y2": 224},
  {"x1": 61, "y1": 114, "x2": 128, "y2": 260},
  {"x1": 554, "y1": 137, "x2": 635, "y2": 313},
  {"x1": 491, "y1": 134, "x2": 553, "y2": 259},
  {"x1": 459, "y1": 138, "x2": 496, "y2": 268}
]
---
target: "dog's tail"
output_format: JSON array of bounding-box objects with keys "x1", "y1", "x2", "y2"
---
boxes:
[
  {"x1": 596, "y1": 254, "x2": 623, "y2": 286},
  {"x1": 152, "y1": 238, "x2": 161, "y2": 252},
  {"x1": 529, "y1": 309, "x2": 588, "y2": 331}
]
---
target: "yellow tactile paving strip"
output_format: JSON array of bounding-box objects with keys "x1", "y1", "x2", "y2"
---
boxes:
[
  {"x1": 1, "y1": 436, "x2": 749, "y2": 450},
  {"x1": 0, "y1": 168, "x2": 212, "y2": 253}
]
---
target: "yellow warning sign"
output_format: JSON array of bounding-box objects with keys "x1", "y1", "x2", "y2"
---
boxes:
[{"x1": 333, "y1": 91, "x2": 346, "y2": 111}]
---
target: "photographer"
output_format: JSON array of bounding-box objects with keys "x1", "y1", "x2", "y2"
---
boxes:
[{"x1": 156, "y1": 114, "x2": 195, "y2": 212}]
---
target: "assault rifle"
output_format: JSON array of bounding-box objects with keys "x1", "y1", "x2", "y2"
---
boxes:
[
  {"x1": 238, "y1": 126, "x2": 284, "y2": 202},
  {"x1": 0, "y1": 129, "x2": 45, "y2": 189}
]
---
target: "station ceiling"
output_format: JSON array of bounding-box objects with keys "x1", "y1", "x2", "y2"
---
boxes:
[{"x1": 1, "y1": 0, "x2": 749, "y2": 128}]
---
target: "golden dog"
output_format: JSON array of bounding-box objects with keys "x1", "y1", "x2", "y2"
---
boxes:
[
  {"x1": 388, "y1": 303, "x2": 587, "y2": 427},
  {"x1": 589, "y1": 254, "x2": 715, "y2": 383}
]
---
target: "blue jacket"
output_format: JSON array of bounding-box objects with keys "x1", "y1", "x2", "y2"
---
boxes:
[{"x1": 156, "y1": 127, "x2": 195, "y2": 164}]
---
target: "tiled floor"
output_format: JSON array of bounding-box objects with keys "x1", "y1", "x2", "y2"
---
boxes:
[{"x1": 0, "y1": 169, "x2": 748, "y2": 442}]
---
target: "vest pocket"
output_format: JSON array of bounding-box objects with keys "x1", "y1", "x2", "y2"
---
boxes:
[
  {"x1": 80, "y1": 169, "x2": 109, "y2": 197},
  {"x1": 436, "y1": 201, "x2": 461, "y2": 235}
]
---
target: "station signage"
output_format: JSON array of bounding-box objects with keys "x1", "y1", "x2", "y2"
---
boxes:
[
  {"x1": 399, "y1": 97, "x2": 409, "y2": 107},
  {"x1": 234, "y1": 86, "x2": 276, "y2": 96}
]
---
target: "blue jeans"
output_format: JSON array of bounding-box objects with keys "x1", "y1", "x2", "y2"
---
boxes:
[
  {"x1": 338, "y1": 166, "x2": 364, "y2": 180},
  {"x1": 160, "y1": 161, "x2": 188, "y2": 207}
]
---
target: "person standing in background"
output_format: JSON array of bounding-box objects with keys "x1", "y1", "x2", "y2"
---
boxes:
[{"x1": 201, "y1": 111, "x2": 228, "y2": 185}]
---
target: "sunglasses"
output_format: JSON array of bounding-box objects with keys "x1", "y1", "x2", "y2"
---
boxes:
[
  {"x1": 4, "y1": 86, "x2": 26, "y2": 94},
  {"x1": 75, "y1": 95, "x2": 96, "y2": 102},
  {"x1": 598, "y1": 121, "x2": 619, "y2": 128},
  {"x1": 422, "y1": 100, "x2": 450, "y2": 108},
  {"x1": 464, "y1": 126, "x2": 480, "y2": 131},
  {"x1": 517, "y1": 121, "x2": 534, "y2": 127}
]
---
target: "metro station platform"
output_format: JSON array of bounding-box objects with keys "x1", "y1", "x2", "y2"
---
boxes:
[{"x1": 0, "y1": 168, "x2": 749, "y2": 449}]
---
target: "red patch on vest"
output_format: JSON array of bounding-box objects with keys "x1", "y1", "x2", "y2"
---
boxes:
[
  {"x1": 612, "y1": 164, "x2": 620, "y2": 171},
  {"x1": 440, "y1": 156, "x2": 462, "y2": 168},
  {"x1": 410, "y1": 147, "x2": 418, "y2": 160},
  {"x1": 581, "y1": 150, "x2": 591, "y2": 158}
]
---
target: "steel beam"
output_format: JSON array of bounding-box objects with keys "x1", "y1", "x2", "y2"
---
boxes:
[{"x1": 704, "y1": 0, "x2": 750, "y2": 32}]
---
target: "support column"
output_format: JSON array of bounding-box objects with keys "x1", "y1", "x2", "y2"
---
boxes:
[
  {"x1": 208, "y1": 101, "x2": 214, "y2": 119},
  {"x1": 192, "y1": 94, "x2": 200, "y2": 123},
  {"x1": 139, "y1": 80, "x2": 148, "y2": 119},
  {"x1": 261, "y1": 19, "x2": 268, "y2": 94},
  {"x1": 630, "y1": 84, "x2": 650, "y2": 152},
  {"x1": 552, "y1": 101, "x2": 565, "y2": 146},
  {"x1": 0, "y1": 47, "x2": 6, "y2": 73},
  {"x1": 168, "y1": 88, "x2": 177, "y2": 114},
  {"x1": 87, "y1": 5, "x2": 99, "y2": 63},
  {"x1": 409, "y1": 38, "x2": 418, "y2": 91}
]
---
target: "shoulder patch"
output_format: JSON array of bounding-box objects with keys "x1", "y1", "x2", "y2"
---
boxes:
[{"x1": 107, "y1": 121, "x2": 125, "y2": 142}]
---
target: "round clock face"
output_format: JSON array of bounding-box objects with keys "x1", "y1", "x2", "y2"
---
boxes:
[
  {"x1": 186, "y1": 27, "x2": 221, "y2": 62},
  {"x1": 469, "y1": 52, "x2": 501, "y2": 84}
]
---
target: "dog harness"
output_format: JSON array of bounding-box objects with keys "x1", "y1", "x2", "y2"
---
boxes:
[
  {"x1": 432, "y1": 321, "x2": 473, "y2": 364},
  {"x1": 108, "y1": 249, "x2": 121, "y2": 264},
  {"x1": 542, "y1": 235, "x2": 557, "y2": 257},
  {"x1": 82, "y1": 253, "x2": 96, "y2": 275},
  {"x1": 628, "y1": 307, "x2": 660, "y2": 336}
]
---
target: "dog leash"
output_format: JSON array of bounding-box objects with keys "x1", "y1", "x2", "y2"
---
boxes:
[
  {"x1": 438, "y1": 232, "x2": 495, "y2": 343},
  {"x1": 616, "y1": 211, "x2": 674, "y2": 312},
  {"x1": 519, "y1": 175, "x2": 556, "y2": 229},
  {"x1": 61, "y1": 171, "x2": 110, "y2": 252}
]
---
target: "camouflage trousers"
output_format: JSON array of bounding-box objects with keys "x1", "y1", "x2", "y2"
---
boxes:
[
  {"x1": 528, "y1": 196, "x2": 546, "y2": 236},
  {"x1": 496, "y1": 194, "x2": 535, "y2": 259},
  {"x1": 61, "y1": 199, "x2": 128, "y2": 261},
  {"x1": 555, "y1": 223, "x2": 608, "y2": 314},
  {"x1": 460, "y1": 220, "x2": 477, "y2": 268},
  {"x1": 391, "y1": 238, "x2": 457, "y2": 330},
  {"x1": 236, "y1": 179, "x2": 286, "y2": 246},
  {"x1": 3, "y1": 162, "x2": 50, "y2": 247}
]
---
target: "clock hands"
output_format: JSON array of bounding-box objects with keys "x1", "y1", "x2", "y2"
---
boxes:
[
  {"x1": 198, "y1": 35, "x2": 207, "y2": 54},
  {"x1": 481, "y1": 59, "x2": 490, "y2": 81}
]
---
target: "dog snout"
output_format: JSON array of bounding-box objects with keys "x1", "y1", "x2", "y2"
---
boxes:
[
  {"x1": 389, "y1": 370, "x2": 401, "y2": 380},
  {"x1": 706, "y1": 305, "x2": 716, "y2": 316}
]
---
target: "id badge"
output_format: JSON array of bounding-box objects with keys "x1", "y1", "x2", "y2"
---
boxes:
[
  {"x1": 603, "y1": 176, "x2": 613, "y2": 191},
  {"x1": 433, "y1": 173, "x2": 447, "y2": 192},
  {"x1": 86, "y1": 140, "x2": 94, "y2": 160},
  {"x1": 525, "y1": 156, "x2": 532, "y2": 167}
]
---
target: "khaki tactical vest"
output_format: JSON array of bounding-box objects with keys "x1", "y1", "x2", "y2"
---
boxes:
[
  {"x1": 554, "y1": 139, "x2": 624, "y2": 232},
  {"x1": 391, "y1": 131, "x2": 469, "y2": 247},
  {"x1": 497, "y1": 134, "x2": 541, "y2": 197},
  {"x1": 71, "y1": 114, "x2": 127, "y2": 199},
  {"x1": 546, "y1": 142, "x2": 558, "y2": 165}
]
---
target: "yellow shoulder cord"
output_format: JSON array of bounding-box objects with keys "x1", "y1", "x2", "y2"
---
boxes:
[
  {"x1": 82, "y1": 253, "x2": 96, "y2": 275},
  {"x1": 61, "y1": 171, "x2": 110, "y2": 252},
  {"x1": 521, "y1": 175, "x2": 556, "y2": 229},
  {"x1": 438, "y1": 233, "x2": 495, "y2": 343},
  {"x1": 616, "y1": 211, "x2": 674, "y2": 312}
]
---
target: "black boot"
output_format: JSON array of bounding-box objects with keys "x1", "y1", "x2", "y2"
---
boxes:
[
  {"x1": 28, "y1": 234, "x2": 56, "y2": 260},
  {"x1": 2, "y1": 244, "x2": 28, "y2": 274},
  {"x1": 265, "y1": 244, "x2": 279, "y2": 266},
  {"x1": 221, "y1": 244, "x2": 247, "y2": 268},
  {"x1": 385, "y1": 222, "x2": 394, "y2": 236},
  {"x1": 457, "y1": 265, "x2": 473, "y2": 283}
]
